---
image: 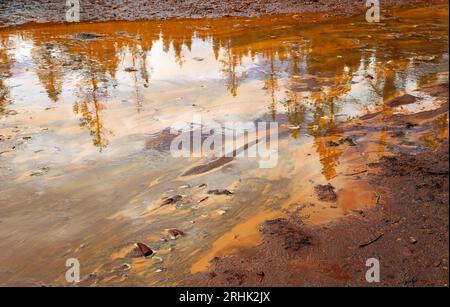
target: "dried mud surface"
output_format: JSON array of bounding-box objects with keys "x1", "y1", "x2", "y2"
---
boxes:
[
  {"x1": 185, "y1": 85, "x2": 449, "y2": 287},
  {"x1": 0, "y1": 0, "x2": 442, "y2": 29}
]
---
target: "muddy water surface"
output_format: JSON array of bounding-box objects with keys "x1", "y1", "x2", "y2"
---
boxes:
[{"x1": 0, "y1": 5, "x2": 448, "y2": 285}]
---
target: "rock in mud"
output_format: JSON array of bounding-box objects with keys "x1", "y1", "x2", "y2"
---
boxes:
[
  {"x1": 129, "y1": 242, "x2": 153, "y2": 258},
  {"x1": 161, "y1": 195, "x2": 183, "y2": 206},
  {"x1": 168, "y1": 228, "x2": 185, "y2": 240},
  {"x1": 409, "y1": 236, "x2": 418, "y2": 244},
  {"x1": 314, "y1": 184, "x2": 337, "y2": 202},
  {"x1": 207, "y1": 189, "x2": 233, "y2": 196}
]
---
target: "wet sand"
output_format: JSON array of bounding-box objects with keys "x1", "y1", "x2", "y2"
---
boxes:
[{"x1": 0, "y1": 2, "x2": 448, "y2": 286}]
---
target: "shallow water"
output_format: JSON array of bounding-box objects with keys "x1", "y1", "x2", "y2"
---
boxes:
[{"x1": 0, "y1": 5, "x2": 448, "y2": 285}]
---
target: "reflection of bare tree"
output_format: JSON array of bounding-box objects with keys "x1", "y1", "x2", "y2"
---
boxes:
[
  {"x1": 129, "y1": 45, "x2": 149, "y2": 111},
  {"x1": 31, "y1": 42, "x2": 65, "y2": 102},
  {"x1": 10, "y1": 14, "x2": 445, "y2": 157},
  {"x1": 284, "y1": 92, "x2": 306, "y2": 138},
  {"x1": 307, "y1": 72, "x2": 353, "y2": 179},
  {"x1": 220, "y1": 40, "x2": 246, "y2": 97},
  {"x1": 72, "y1": 50, "x2": 114, "y2": 151},
  {"x1": 73, "y1": 73, "x2": 111, "y2": 150}
]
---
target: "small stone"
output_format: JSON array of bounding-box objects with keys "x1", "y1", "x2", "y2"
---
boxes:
[
  {"x1": 161, "y1": 195, "x2": 183, "y2": 206},
  {"x1": 207, "y1": 189, "x2": 233, "y2": 196},
  {"x1": 409, "y1": 237, "x2": 418, "y2": 244},
  {"x1": 134, "y1": 242, "x2": 153, "y2": 257},
  {"x1": 433, "y1": 260, "x2": 441, "y2": 267}
]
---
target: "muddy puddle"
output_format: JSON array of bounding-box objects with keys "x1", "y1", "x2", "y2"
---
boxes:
[{"x1": 0, "y1": 5, "x2": 448, "y2": 286}]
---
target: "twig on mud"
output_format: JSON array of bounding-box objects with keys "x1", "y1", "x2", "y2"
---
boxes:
[
  {"x1": 359, "y1": 232, "x2": 384, "y2": 248},
  {"x1": 344, "y1": 169, "x2": 368, "y2": 176}
]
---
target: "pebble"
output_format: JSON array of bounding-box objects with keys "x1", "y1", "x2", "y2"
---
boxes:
[
  {"x1": 134, "y1": 242, "x2": 153, "y2": 257},
  {"x1": 168, "y1": 228, "x2": 185, "y2": 240},
  {"x1": 207, "y1": 189, "x2": 233, "y2": 196},
  {"x1": 161, "y1": 195, "x2": 183, "y2": 206}
]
